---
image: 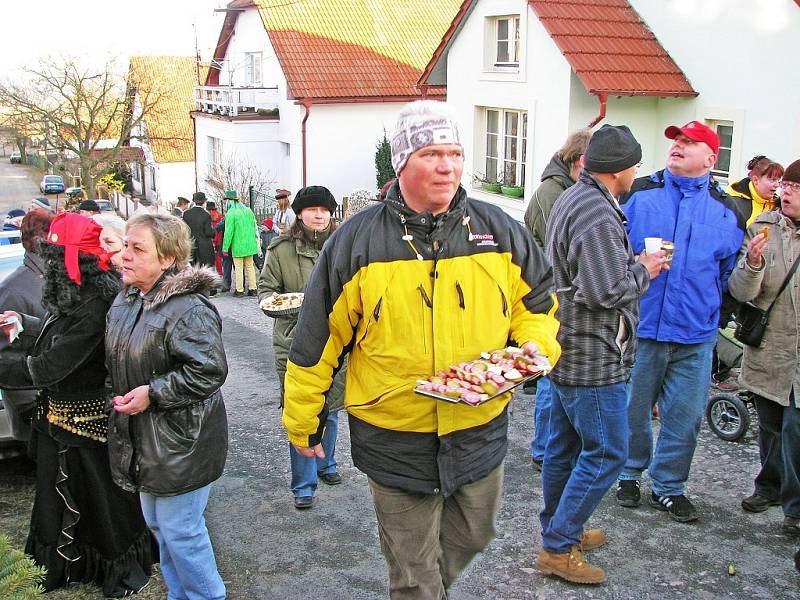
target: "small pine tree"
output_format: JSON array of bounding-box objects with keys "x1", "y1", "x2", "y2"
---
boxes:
[
  {"x1": 0, "y1": 535, "x2": 46, "y2": 599},
  {"x1": 375, "y1": 130, "x2": 396, "y2": 189}
]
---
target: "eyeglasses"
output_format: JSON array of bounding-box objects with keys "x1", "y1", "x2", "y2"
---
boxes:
[{"x1": 779, "y1": 181, "x2": 800, "y2": 193}]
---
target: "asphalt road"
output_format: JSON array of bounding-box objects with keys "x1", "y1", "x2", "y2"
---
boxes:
[
  {"x1": 212, "y1": 294, "x2": 799, "y2": 599},
  {"x1": 0, "y1": 159, "x2": 43, "y2": 216}
]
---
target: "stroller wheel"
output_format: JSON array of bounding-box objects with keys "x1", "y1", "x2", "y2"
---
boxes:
[{"x1": 706, "y1": 393, "x2": 750, "y2": 441}]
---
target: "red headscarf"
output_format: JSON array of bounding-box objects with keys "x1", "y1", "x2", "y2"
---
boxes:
[{"x1": 47, "y1": 213, "x2": 113, "y2": 285}]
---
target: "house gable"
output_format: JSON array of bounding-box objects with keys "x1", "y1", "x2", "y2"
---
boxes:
[
  {"x1": 207, "y1": 0, "x2": 460, "y2": 101},
  {"x1": 421, "y1": 0, "x2": 695, "y2": 97}
]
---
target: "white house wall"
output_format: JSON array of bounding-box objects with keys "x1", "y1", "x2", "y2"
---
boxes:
[
  {"x1": 630, "y1": 0, "x2": 800, "y2": 180},
  {"x1": 156, "y1": 162, "x2": 197, "y2": 204},
  {"x1": 194, "y1": 117, "x2": 286, "y2": 195},
  {"x1": 445, "y1": 0, "x2": 574, "y2": 222},
  {"x1": 304, "y1": 103, "x2": 399, "y2": 200},
  {"x1": 197, "y1": 5, "x2": 409, "y2": 202},
  {"x1": 217, "y1": 9, "x2": 273, "y2": 90},
  {"x1": 442, "y1": 0, "x2": 800, "y2": 221},
  {"x1": 566, "y1": 73, "x2": 674, "y2": 174},
  {"x1": 129, "y1": 130, "x2": 196, "y2": 207}
]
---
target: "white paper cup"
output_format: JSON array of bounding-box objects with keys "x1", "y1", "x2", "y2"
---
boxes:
[{"x1": 644, "y1": 237, "x2": 663, "y2": 255}]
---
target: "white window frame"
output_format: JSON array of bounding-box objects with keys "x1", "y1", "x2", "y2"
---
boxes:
[
  {"x1": 494, "y1": 16, "x2": 520, "y2": 67},
  {"x1": 244, "y1": 52, "x2": 262, "y2": 87},
  {"x1": 207, "y1": 136, "x2": 223, "y2": 176},
  {"x1": 149, "y1": 165, "x2": 157, "y2": 192},
  {"x1": 707, "y1": 119, "x2": 734, "y2": 182},
  {"x1": 483, "y1": 108, "x2": 527, "y2": 190}
]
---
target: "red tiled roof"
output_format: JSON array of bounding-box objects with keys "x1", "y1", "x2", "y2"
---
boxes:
[
  {"x1": 129, "y1": 56, "x2": 205, "y2": 163},
  {"x1": 420, "y1": 0, "x2": 696, "y2": 97},
  {"x1": 528, "y1": 0, "x2": 696, "y2": 96},
  {"x1": 266, "y1": 31, "x2": 432, "y2": 99}
]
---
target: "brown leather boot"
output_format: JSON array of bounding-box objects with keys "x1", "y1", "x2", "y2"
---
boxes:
[
  {"x1": 537, "y1": 545, "x2": 606, "y2": 584},
  {"x1": 580, "y1": 528, "x2": 607, "y2": 551}
]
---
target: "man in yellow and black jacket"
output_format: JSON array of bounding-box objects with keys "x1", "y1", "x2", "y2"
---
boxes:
[{"x1": 283, "y1": 100, "x2": 560, "y2": 598}]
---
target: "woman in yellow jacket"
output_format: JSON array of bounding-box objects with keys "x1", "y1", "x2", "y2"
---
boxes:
[{"x1": 726, "y1": 155, "x2": 784, "y2": 226}]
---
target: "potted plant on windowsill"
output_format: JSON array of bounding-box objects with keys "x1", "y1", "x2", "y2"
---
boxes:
[
  {"x1": 472, "y1": 173, "x2": 502, "y2": 193},
  {"x1": 500, "y1": 164, "x2": 524, "y2": 198}
]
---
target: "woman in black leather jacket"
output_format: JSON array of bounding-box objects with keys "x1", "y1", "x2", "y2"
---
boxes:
[{"x1": 105, "y1": 213, "x2": 228, "y2": 600}]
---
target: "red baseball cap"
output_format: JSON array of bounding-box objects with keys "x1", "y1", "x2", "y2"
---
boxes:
[{"x1": 664, "y1": 121, "x2": 720, "y2": 155}]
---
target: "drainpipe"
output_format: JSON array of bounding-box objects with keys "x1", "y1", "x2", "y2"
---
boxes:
[
  {"x1": 300, "y1": 99, "x2": 312, "y2": 187},
  {"x1": 192, "y1": 115, "x2": 199, "y2": 191},
  {"x1": 587, "y1": 93, "x2": 608, "y2": 128}
]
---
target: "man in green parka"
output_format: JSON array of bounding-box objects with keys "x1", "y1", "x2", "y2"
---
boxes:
[{"x1": 221, "y1": 189, "x2": 260, "y2": 297}]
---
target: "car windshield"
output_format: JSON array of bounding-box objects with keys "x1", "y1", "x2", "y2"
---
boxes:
[{"x1": 44, "y1": 176, "x2": 62, "y2": 183}]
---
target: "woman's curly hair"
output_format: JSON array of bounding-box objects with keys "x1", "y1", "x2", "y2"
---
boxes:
[{"x1": 38, "y1": 243, "x2": 120, "y2": 316}]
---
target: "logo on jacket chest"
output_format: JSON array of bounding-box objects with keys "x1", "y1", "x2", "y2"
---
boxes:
[{"x1": 472, "y1": 232, "x2": 498, "y2": 247}]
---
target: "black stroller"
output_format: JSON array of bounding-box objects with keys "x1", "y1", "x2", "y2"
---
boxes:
[{"x1": 706, "y1": 327, "x2": 755, "y2": 441}]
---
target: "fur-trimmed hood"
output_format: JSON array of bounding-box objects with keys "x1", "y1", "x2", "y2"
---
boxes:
[{"x1": 126, "y1": 265, "x2": 221, "y2": 308}]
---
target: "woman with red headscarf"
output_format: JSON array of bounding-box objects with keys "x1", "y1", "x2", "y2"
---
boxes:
[{"x1": 0, "y1": 213, "x2": 155, "y2": 597}]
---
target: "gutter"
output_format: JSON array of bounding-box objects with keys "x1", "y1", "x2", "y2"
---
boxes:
[
  {"x1": 299, "y1": 99, "x2": 312, "y2": 187},
  {"x1": 588, "y1": 93, "x2": 608, "y2": 128}
]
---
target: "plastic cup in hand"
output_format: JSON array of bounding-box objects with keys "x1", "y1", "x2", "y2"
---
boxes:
[
  {"x1": 644, "y1": 237, "x2": 663, "y2": 255},
  {"x1": 661, "y1": 241, "x2": 674, "y2": 263}
]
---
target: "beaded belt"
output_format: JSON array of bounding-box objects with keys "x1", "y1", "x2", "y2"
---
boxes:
[{"x1": 41, "y1": 391, "x2": 109, "y2": 442}]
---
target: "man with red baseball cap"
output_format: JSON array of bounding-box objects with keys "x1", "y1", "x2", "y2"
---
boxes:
[
  {"x1": 664, "y1": 120, "x2": 720, "y2": 154},
  {"x1": 615, "y1": 121, "x2": 746, "y2": 523}
]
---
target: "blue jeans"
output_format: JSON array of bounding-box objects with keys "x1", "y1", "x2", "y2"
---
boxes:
[
  {"x1": 531, "y1": 376, "x2": 552, "y2": 461},
  {"x1": 290, "y1": 410, "x2": 339, "y2": 498},
  {"x1": 620, "y1": 338, "x2": 716, "y2": 496},
  {"x1": 140, "y1": 485, "x2": 225, "y2": 600},
  {"x1": 540, "y1": 382, "x2": 628, "y2": 553}
]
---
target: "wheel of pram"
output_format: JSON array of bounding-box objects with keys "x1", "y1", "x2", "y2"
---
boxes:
[{"x1": 706, "y1": 393, "x2": 750, "y2": 441}]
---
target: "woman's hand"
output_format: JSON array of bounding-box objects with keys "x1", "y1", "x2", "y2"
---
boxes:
[
  {"x1": 1, "y1": 310, "x2": 20, "y2": 340},
  {"x1": 113, "y1": 385, "x2": 151, "y2": 415},
  {"x1": 746, "y1": 232, "x2": 769, "y2": 268},
  {"x1": 1, "y1": 310, "x2": 20, "y2": 326}
]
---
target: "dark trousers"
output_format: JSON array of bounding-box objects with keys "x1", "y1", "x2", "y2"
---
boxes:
[
  {"x1": 221, "y1": 253, "x2": 233, "y2": 290},
  {"x1": 753, "y1": 392, "x2": 800, "y2": 518}
]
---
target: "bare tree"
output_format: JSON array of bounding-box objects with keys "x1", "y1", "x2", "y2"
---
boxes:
[
  {"x1": 0, "y1": 57, "x2": 166, "y2": 197},
  {"x1": 0, "y1": 115, "x2": 35, "y2": 162},
  {"x1": 204, "y1": 152, "x2": 276, "y2": 214}
]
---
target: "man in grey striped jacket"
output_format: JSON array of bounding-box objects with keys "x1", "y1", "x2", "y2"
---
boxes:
[{"x1": 537, "y1": 125, "x2": 667, "y2": 585}]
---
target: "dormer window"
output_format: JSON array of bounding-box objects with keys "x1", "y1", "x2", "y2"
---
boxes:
[{"x1": 494, "y1": 16, "x2": 520, "y2": 67}]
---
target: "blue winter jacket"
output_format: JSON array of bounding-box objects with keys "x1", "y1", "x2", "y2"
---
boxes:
[{"x1": 621, "y1": 169, "x2": 745, "y2": 344}]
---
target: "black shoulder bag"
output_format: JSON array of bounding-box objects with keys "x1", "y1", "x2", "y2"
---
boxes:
[{"x1": 735, "y1": 253, "x2": 800, "y2": 347}]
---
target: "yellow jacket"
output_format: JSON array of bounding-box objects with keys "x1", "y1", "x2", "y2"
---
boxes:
[
  {"x1": 726, "y1": 178, "x2": 774, "y2": 227},
  {"x1": 282, "y1": 186, "x2": 559, "y2": 494}
]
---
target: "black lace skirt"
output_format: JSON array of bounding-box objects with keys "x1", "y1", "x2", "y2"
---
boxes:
[{"x1": 25, "y1": 426, "x2": 157, "y2": 596}]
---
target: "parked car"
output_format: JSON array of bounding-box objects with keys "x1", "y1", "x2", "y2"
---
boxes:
[
  {"x1": 95, "y1": 199, "x2": 116, "y2": 213},
  {"x1": 0, "y1": 232, "x2": 25, "y2": 458},
  {"x1": 39, "y1": 174, "x2": 65, "y2": 194},
  {"x1": 9, "y1": 151, "x2": 22, "y2": 164}
]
